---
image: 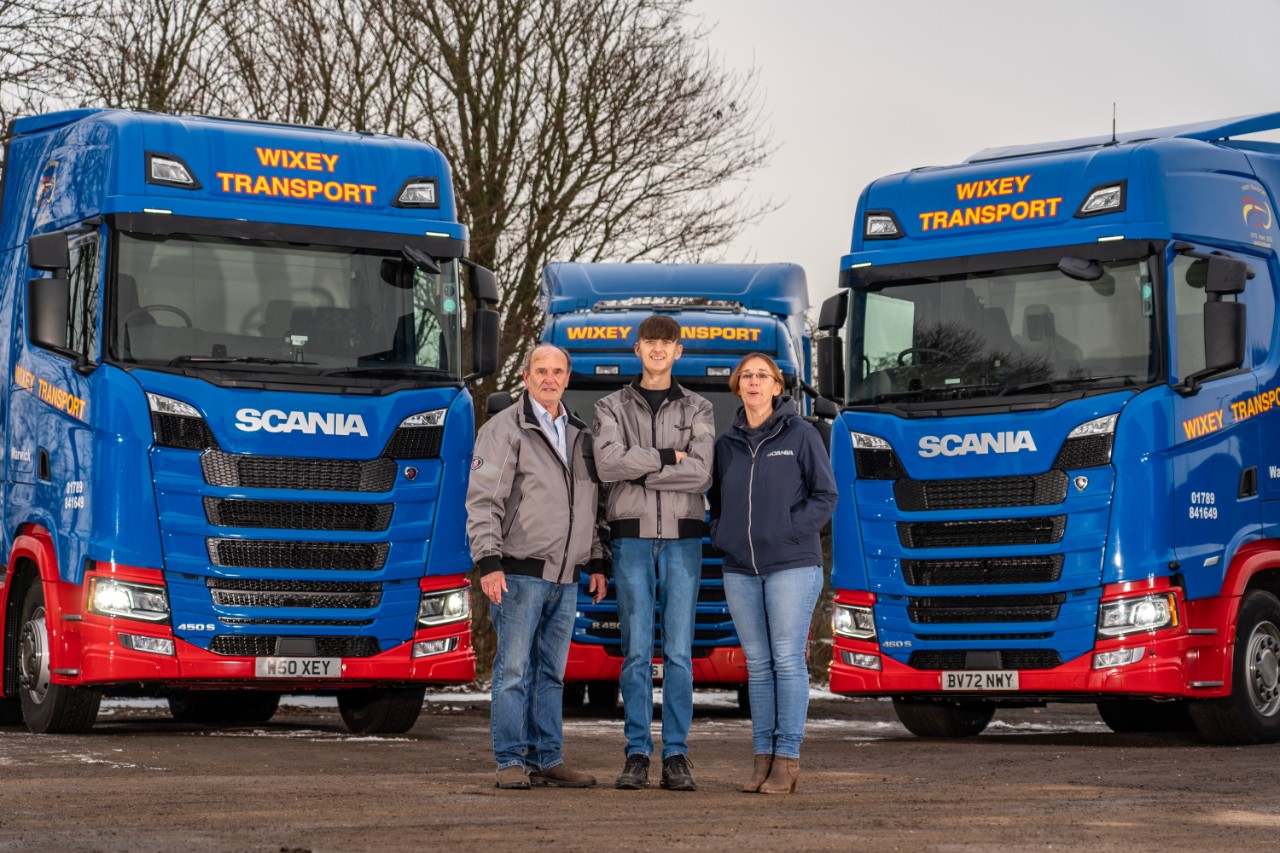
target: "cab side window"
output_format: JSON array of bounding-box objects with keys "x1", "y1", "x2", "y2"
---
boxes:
[
  {"x1": 66, "y1": 234, "x2": 100, "y2": 360},
  {"x1": 1171, "y1": 254, "x2": 1208, "y2": 380}
]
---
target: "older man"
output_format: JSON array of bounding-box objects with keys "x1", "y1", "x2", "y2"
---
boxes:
[{"x1": 466, "y1": 343, "x2": 608, "y2": 789}]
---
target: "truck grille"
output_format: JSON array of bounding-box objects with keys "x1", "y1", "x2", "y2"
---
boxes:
[
  {"x1": 914, "y1": 632, "x2": 1053, "y2": 641},
  {"x1": 201, "y1": 451, "x2": 397, "y2": 492},
  {"x1": 1053, "y1": 434, "x2": 1113, "y2": 469},
  {"x1": 908, "y1": 593, "x2": 1067, "y2": 624},
  {"x1": 901, "y1": 555, "x2": 1064, "y2": 586},
  {"x1": 207, "y1": 539, "x2": 389, "y2": 572},
  {"x1": 219, "y1": 618, "x2": 375, "y2": 626},
  {"x1": 207, "y1": 635, "x2": 381, "y2": 657},
  {"x1": 907, "y1": 649, "x2": 1062, "y2": 670},
  {"x1": 152, "y1": 413, "x2": 218, "y2": 451},
  {"x1": 898, "y1": 516, "x2": 1065, "y2": 548},
  {"x1": 894, "y1": 471, "x2": 1067, "y2": 511},
  {"x1": 204, "y1": 497, "x2": 393, "y2": 531},
  {"x1": 207, "y1": 579, "x2": 382, "y2": 609},
  {"x1": 854, "y1": 448, "x2": 906, "y2": 480},
  {"x1": 381, "y1": 426, "x2": 444, "y2": 459}
]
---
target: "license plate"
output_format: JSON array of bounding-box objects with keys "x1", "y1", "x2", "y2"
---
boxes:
[
  {"x1": 941, "y1": 670, "x2": 1018, "y2": 691},
  {"x1": 254, "y1": 657, "x2": 341, "y2": 679},
  {"x1": 651, "y1": 663, "x2": 664, "y2": 681}
]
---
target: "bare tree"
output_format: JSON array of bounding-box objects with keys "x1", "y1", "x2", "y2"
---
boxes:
[
  {"x1": 0, "y1": 0, "x2": 72, "y2": 128},
  {"x1": 387, "y1": 0, "x2": 774, "y2": 389}
]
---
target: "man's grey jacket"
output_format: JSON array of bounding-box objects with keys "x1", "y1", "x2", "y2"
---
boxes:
[
  {"x1": 593, "y1": 380, "x2": 715, "y2": 540},
  {"x1": 466, "y1": 394, "x2": 605, "y2": 583}
]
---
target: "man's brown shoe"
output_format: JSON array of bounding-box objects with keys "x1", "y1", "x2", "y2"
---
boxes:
[
  {"x1": 495, "y1": 766, "x2": 530, "y2": 789},
  {"x1": 529, "y1": 763, "x2": 597, "y2": 788}
]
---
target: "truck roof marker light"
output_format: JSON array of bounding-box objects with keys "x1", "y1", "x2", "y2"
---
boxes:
[
  {"x1": 706, "y1": 366, "x2": 730, "y2": 377},
  {"x1": 392, "y1": 177, "x2": 439, "y2": 208},
  {"x1": 864, "y1": 211, "x2": 903, "y2": 240},
  {"x1": 849, "y1": 262, "x2": 873, "y2": 269},
  {"x1": 145, "y1": 152, "x2": 200, "y2": 189},
  {"x1": 1067, "y1": 413, "x2": 1117, "y2": 439},
  {"x1": 596, "y1": 365, "x2": 620, "y2": 375},
  {"x1": 1075, "y1": 181, "x2": 1126, "y2": 218},
  {"x1": 142, "y1": 208, "x2": 172, "y2": 215},
  {"x1": 1097, "y1": 235, "x2": 1126, "y2": 242}
]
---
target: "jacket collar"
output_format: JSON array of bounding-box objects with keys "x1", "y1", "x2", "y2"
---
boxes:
[
  {"x1": 520, "y1": 392, "x2": 587, "y2": 431},
  {"x1": 625, "y1": 377, "x2": 687, "y2": 406}
]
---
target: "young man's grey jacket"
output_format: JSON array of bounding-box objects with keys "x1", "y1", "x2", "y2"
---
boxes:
[
  {"x1": 592, "y1": 380, "x2": 715, "y2": 540},
  {"x1": 466, "y1": 394, "x2": 606, "y2": 583}
]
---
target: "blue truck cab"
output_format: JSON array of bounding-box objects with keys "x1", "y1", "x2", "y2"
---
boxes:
[
  {"x1": 818, "y1": 113, "x2": 1280, "y2": 743},
  {"x1": 539, "y1": 262, "x2": 810, "y2": 710},
  {"x1": 0, "y1": 109, "x2": 499, "y2": 733}
]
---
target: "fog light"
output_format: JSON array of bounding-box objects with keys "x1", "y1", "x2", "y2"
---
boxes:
[
  {"x1": 1092, "y1": 646, "x2": 1145, "y2": 669},
  {"x1": 841, "y1": 651, "x2": 881, "y2": 670},
  {"x1": 413, "y1": 637, "x2": 459, "y2": 658},
  {"x1": 119, "y1": 633, "x2": 175, "y2": 656}
]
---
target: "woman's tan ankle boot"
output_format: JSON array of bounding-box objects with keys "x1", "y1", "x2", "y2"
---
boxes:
[
  {"x1": 741, "y1": 754, "x2": 773, "y2": 793},
  {"x1": 759, "y1": 756, "x2": 799, "y2": 794}
]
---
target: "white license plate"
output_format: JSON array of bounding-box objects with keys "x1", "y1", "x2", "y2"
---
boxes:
[
  {"x1": 254, "y1": 657, "x2": 341, "y2": 679},
  {"x1": 652, "y1": 663, "x2": 664, "y2": 681},
  {"x1": 941, "y1": 670, "x2": 1018, "y2": 691}
]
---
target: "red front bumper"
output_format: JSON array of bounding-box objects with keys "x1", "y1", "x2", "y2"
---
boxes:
[{"x1": 564, "y1": 641, "x2": 747, "y2": 685}]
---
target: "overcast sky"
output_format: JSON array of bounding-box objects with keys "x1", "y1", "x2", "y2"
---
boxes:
[{"x1": 689, "y1": 0, "x2": 1280, "y2": 313}]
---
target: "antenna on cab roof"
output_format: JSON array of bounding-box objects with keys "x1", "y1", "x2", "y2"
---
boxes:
[{"x1": 1110, "y1": 103, "x2": 1117, "y2": 145}]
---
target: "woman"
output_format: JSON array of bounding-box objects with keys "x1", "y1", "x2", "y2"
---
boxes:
[{"x1": 709, "y1": 353, "x2": 837, "y2": 794}]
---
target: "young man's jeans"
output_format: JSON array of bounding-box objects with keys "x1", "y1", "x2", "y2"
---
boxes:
[
  {"x1": 488, "y1": 573, "x2": 576, "y2": 771},
  {"x1": 723, "y1": 565, "x2": 823, "y2": 759},
  {"x1": 612, "y1": 537, "x2": 702, "y2": 759}
]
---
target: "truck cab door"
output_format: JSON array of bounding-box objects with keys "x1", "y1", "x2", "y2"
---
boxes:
[{"x1": 1169, "y1": 248, "x2": 1265, "y2": 600}]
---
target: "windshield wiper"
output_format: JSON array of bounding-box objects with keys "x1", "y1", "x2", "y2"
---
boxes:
[
  {"x1": 998, "y1": 374, "x2": 1137, "y2": 396},
  {"x1": 168, "y1": 355, "x2": 315, "y2": 367}
]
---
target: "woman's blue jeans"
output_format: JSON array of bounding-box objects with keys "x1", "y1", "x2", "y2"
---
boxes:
[{"x1": 723, "y1": 565, "x2": 823, "y2": 759}]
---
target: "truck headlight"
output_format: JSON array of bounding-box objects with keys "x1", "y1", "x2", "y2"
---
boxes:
[
  {"x1": 87, "y1": 577, "x2": 170, "y2": 623},
  {"x1": 1097, "y1": 592, "x2": 1178, "y2": 639},
  {"x1": 833, "y1": 603, "x2": 876, "y2": 640},
  {"x1": 418, "y1": 586, "x2": 470, "y2": 627},
  {"x1": 147, "y1": 392, "x2": 216, "y2": 450}
]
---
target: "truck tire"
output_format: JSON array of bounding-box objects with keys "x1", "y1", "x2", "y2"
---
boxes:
[
  {"x1": 337, "y1": 687, "x2": 425, "y2": 734},
  {"x1": 168, "y1": 691, "x2": 281, "y2": 725},
  {"x1": 1190, "y1": 590, "x2": 1280, "y2": 744},
  {"x1": 562, "y1": 682, "x2": 587, "y2": 713},
  {"x1": 892, "y1": 697, "x2": 994, "y2": 737},
  {"x1": 1096, "y1": 700, "x2": 1194, "y2": 733},
  {"x1": 585, "y1": 681, "x2": 620, "y2": 715},
  {"x1": 17, "y1": 581, "x2": 101, "y2": 733}
]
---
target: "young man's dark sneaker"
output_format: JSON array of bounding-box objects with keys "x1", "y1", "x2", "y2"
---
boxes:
[
  {"x1": 615, "y1": 753, "x2": 650, "y2": 789},
  {"x1": 660, "y1": 754, "x2": 697, "y2": 791}
]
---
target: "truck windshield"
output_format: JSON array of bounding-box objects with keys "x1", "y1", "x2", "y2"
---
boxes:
[
  {"x1": 109, "y1": 233, "x2": 462, "y2": 382},
  {"x1": 848, "y1": 256, "x2": 1158, "y2": 404}
]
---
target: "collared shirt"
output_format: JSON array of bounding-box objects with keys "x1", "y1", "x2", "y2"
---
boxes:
[{"x1": 529, "y1": 396, "x2": 568, "y2": 464}]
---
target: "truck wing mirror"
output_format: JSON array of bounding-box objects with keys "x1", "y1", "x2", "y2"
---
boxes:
[
  {"x1": 1204, "y1": 255, "x2": 1252, "y2": 295},
  {"x1": 818, "y1": 291, "x2": 848, "y2": 332},
  {"x1": 812, "y1": 396, "x2": 839, "y2": 419},
  {"x1": 816, "y1": 335, "x2": 844, "y2": 402},
  {"x1": 28, "y1": 232, "x2": 69, "y2": 273},
  {"x1": 461, "y1": 259, "x2": 499, "y2": 305},
  {"x1": 1203, "y1": 300, "x2": 1246, "y2": 373},
  {"x1": 28, "y1": 277, "x2": 70, "y2": 351},
  {"x1": 465, "y1": 307, "x2": 500, "y2": 382},
  {"x1": 486, "y1": 391, "x2": 514, "y2": 416}
]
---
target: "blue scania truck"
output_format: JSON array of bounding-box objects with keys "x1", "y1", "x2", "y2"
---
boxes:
[
  {"x1": 0, "y1": 109, "x2": 499, "y2": 733},
  {"x1": 819, "y1": 113, "x2": 1280, "y2": 743},
  {"x1": 539, "y1": 262, "x2": 810, "y2": 711}
]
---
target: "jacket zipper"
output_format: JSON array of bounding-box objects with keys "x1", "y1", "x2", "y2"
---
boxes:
[
  {"x1": 529, "y1": 415, "x2": 577, "y2": 583},
  {"x1": 744, "y1": 420, "x2": 787, "y2": 574},
  {"x1": 651, "y1": 397, "x2": 662, "y2": 539}
]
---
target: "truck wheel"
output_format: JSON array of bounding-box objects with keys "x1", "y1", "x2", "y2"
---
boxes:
[
  {"x1": 17, "y1": 581, "x2": 101, "y2": 733},
  {"x1": 735, "y1": 686, "x2": 752, "y2": 717},
  {"x1": 1096, "y1": 700, "x2": 1194, "y2": 733},
  {"x1": 892, "y1": 698, "x2": 994, "y2": 737},
  {"x1": 168, "y1": 691, "x2": 281, "y2": 725},
  {"x1": 337, "y1": 687, "x2": 425, "y2": 734},
  {"x1": 585, "y1": 681, "x2": 620, "y2": 715},
  {"x1": 1190, "y1": 590, "x2": 1280, "y2": 744}
]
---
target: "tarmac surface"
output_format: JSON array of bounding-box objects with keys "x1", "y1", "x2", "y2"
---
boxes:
[{"x1": 3, "y1": 689, "x2": 1279, "y2": 852}]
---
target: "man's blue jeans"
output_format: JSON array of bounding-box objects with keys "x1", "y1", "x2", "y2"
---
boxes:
[
  {"x1": 488, "y1": 574, "x2": 576, "y2": 771},
  {"x1": 723, "y1": 566, "x2": 823, "y2": 759},
  {"x1": 612, "y1": 537, "x2": 702, "y2": 759}
]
